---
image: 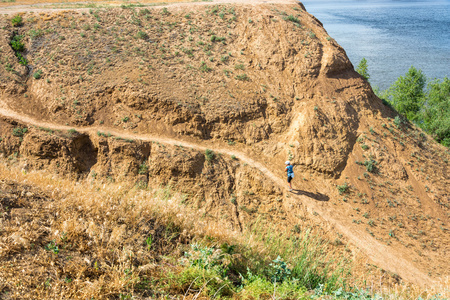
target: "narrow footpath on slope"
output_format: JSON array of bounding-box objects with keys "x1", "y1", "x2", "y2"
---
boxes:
[{"x1": 0, "y1": 103, "x2": 433, "y2": 287}]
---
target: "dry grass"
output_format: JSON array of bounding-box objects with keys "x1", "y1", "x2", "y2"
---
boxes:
[
  {"x1": 0, "y1": 161, "x2": 241, "y2": 299},
  {"x1": 1, "y1": 161, "x2": 448, "y2": 299}
]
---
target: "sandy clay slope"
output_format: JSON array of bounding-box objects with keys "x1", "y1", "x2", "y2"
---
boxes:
[{"x1": 0, "y1": 0, "x2": 449, "y2": 288}]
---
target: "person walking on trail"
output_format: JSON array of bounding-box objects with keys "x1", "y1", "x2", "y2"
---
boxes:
[{"x1": 285, "y1": 161, "x2": 294, "y2": 191}]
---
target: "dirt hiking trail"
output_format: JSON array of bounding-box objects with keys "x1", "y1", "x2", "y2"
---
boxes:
[{"x1": 0, "y1": 103, "x2": 434, "y2": 287}]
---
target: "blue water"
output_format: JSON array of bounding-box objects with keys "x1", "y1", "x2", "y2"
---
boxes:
[{"x1": 300, "y1": 0, "x2": 450, "y2": 90}]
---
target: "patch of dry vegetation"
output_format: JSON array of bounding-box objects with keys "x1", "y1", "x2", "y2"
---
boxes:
[
  {"x1": 0, "y1": 162, "x2": 341, "y2": 299},
  {"x1": 1, "y1": 162, "x2": 448, "y2": 299}
]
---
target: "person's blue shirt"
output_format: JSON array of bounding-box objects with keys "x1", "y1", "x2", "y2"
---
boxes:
[{"x1": 286, "y1": 165, "x2": 294, "y2": 176}]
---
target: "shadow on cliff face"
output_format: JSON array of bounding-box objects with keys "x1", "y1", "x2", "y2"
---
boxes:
[{"x1": 71, "y1": 134, "x2": 98, "y2": 173}]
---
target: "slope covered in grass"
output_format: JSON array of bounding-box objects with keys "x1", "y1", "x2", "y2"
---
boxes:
[{"x1": 0, "y1": 162, "x2": 364, "y2": 299}]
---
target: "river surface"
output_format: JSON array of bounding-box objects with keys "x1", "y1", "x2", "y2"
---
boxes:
[{"x1": 300, "y1": 0, "x2": 450, "y2": 90}]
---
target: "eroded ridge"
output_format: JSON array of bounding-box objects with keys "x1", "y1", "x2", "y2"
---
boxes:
[{"x1": 0, "y1": 1, "x2": 449, "y2": 289}]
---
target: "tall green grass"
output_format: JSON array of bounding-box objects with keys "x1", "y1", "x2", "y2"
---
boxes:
[
  {"x1": 161, "y1": 217, "x2": 352, "y2": 298},
  {"x1": 241, "y1": 223, "x2": 350, "y2": 292}
]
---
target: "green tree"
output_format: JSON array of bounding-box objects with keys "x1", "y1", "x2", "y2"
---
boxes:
[
  {"x1": 386, "y1": 66, "x2": 426, "y2": 121},
  {"x1": 421, "y1": 77, "x2": 450, "y2": 146},
  {"x1": 356, "y1": 58, "x2": 370, "y2": 81}
]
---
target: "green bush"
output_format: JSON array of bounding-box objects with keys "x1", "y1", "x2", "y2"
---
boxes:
[
  {"x1": 421, "y1": 77, "x2": 450, "y2": 147},
  {"x1": 367, "y1": 59, "x2": 449, "y2": 148},
  {"x1": 136, "y1": 31, "x2": 148, "y2": 40},
  {"x1": 337, "y1": 182, "x2": 349, "y2": 195},
  {"x1": 240, "y1": 268, "x2": 307, "y2": 299},
  {"x1": 11, "y1": 15, "x2": 22, "y2": 27},
  {"x1": 205, "y1": 149, "x2": 215, "y2": 161},
  {"x1": 185, "y1": 243, "x2": 229, "y2": 271},
  {"x1": 44, "y1": 240, "x2": 59, "y2": 254},
  {"x1": 28, "y1": 29, "x2": 43, "y2": 39},
  {"x1": 139, "y1": 8, "x2": 151, "y2": 16},
  {"x1": 364, "y1": 159, "x2": 377, "y2": 173},
  {"x1": 12, "y1": 127, "x2": 27, "y2": 137},
  {"x1": 138, "y1": 163, "x2": 148, "y2": 175},
  {"x1": 10, "y1": 34, "x2": 27, "y2": 66},
  {"x1": 235, "y1": 74, "x2": 249, "y2": 81},
  {"x1": 393, "y1": 115, "x2": 406, "y2": 128},
  {"x1": 220, "y1": 55, "x2": 229, "y2": 62},
  {"x1": 177, "y1": 243, "x2": 237, "y2": 296},
  {"x1": 385, "y1": 66, "x2": 426, "y2": 121},
  {"x1": 269, "y1": 256, "x2": 291, "y2": 283},
  {"x1": 17, "y1": 53, "x2": 28, "y2": 66},
  {"x1": 210, "y1": 35, "x2": 225, "y2": 42},
  {"x1": 11, "y1": 35, "x2": 25, "y2": 52},
  {"x1": 67, "y1": 129, "x2": 77, "y2": 135},
  {"x1": 356, "y1": 58, "x2": 370, "y2": 81},
  {"x1": 161, "y1": 7, "x2": 170, "y2": 15},
  {"x1": 283, "y1": 15, "x2": 300, "y2": 24},
  {"x1": 33, "y1": 70, "x2": 42, "y2": 79},
  {"x1": 199, "y1": 61, "x2": 212, "y2": 72}
]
